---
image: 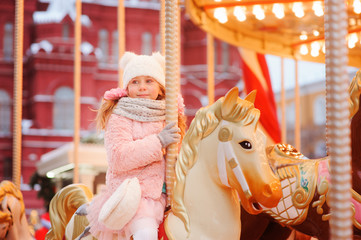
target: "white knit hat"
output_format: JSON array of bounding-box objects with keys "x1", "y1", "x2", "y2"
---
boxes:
[{"x1": 120, "y1": 52, "x2": 165, "y2": 88}]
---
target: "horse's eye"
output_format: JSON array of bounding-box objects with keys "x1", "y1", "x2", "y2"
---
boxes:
[{"x1": 239, "y1": 141, "x2": 252, "y2": 150}]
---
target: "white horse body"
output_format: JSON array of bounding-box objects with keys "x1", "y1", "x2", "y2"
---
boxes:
[{"x1": 166, "y1": 129, "x2": 241, "y2": 239}]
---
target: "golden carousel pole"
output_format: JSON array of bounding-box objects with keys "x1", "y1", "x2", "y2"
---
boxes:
[
  {"x1": 118, "y1": 0, "x2": 125, "y2": 88},
  {"x1": 73, "y1": 0, "x2": 82, "y2": 184},
  {"x1": 207, "y1": 33, "x2": 215, "y2": 105},
  {"x1": 325, "y1": 0, "x2": 352, "y2": 239},
  {"x1": 160, "y1": 0, "x2": 165, "y2": 56},
  {"x1": 164, "y1": 0, "x2": 180, "y2": 204},
  {"x1": 12, "y1": 0, "x2": 24, "y2": 188},
  {"x1": 294, "y1": 59, "x2": 300, "y2": 150},
  {"x1": 280, "y1": 57, "x2": 286, "y2": 143}
]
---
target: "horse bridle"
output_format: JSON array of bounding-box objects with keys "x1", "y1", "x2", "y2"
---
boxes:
[{"x1": 217, "y1": 120, "x2": 252, "y2": 200}]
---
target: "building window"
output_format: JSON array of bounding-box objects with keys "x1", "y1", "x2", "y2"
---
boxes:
[
  {"x1": 286, "y1": 102, "x2": 295, "y2": 129},
  {"x1": 0, "y1": 90, "x2": 11, "y2": 133},
  {"x1": 53, "y1": 87, "x2": 74, "y2": 130},
  {"x1": 141, "y1": 32, "x2": 152, "y2": 55},
  {"x1": 313, "y1": 95, "x2": 326, "y2": 125},
  {"x1": 62, "y1": 23, "x2": 70, "y2": 40},
  {"x1": 3, "y1": 22, "x2": 13, "y2": 61},
  {"x1": 98, "y1": 29, "x2": 109, "y2": 63},
  {"x1": 156, "y1": 33, "x2": 160, "y2": 52},
  {"x1": 112, "y1": 30, "x2": 118, "y2": 64},
  {"x1": 221, "y1": 42, "x2": 229, "y2": 71}
]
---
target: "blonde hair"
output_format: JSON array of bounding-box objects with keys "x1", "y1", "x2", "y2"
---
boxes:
[
  {"x1": 46, "y1": 184, "x2": 93, "y2": 240},
  {"x1": 95, "y1": 85, "x2": 187, "y2": 139},
  {"x1": 172, "y1": 96, "x2": 260, "y2": 232}
]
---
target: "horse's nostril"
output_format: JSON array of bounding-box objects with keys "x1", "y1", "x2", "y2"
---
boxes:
[{"x1": 263, "y1": 184, "x2": 273, "y2": 198}]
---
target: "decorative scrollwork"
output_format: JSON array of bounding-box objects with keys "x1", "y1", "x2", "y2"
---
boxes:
[
  {"x1": 292, "y1": 187, "x2": 308, "y2": 209},
  {"x1": 276, "y1": 143, "x2": 304, "y2": 159},
  {"x1": 312, "y1": 178, "x2": 330, "y2": 219}
]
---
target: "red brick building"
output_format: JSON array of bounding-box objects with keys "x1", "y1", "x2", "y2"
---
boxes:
[{"x1": 0, "y1": 0, "x2": 243, "y2": 213}]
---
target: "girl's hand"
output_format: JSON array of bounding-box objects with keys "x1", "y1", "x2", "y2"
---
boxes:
[{"x1": 157, "y1": 122, "x2": 181, "y2": 148}]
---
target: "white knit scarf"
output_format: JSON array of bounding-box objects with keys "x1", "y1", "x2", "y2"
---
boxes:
[{"x1": 113, "y1": 97, "x2": 166, "y2": 122}]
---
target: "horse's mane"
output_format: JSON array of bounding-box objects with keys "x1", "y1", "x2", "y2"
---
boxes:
[
  {"x1": 349, "y1": 69, "x2": 361, "y2": 118},
  {"x1": 46, "y1": 184, "x2": 93, "y2": 240},
  {"x1": 0, "y1": 180, "x2": 25, "y2": 224},
  {"x1": 172, "y1": 96, "x2": 260, "y2": 232}
]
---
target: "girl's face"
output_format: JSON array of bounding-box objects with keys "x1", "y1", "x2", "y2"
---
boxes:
[{"x1": 127, "y1": 76, "x2": 161, "y2": 100}]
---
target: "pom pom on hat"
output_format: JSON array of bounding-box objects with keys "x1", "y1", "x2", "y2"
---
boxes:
[{"x1": 120, "y1": 52, "x2": 165, "y2": 88}]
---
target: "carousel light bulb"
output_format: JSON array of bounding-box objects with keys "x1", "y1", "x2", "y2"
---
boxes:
[
  {"x1": 312, "y1": 1, "x2": 324, "y2": 17},
  {"x1": 300, "y1": 44, "x2": 308, "y2": 55},
  {"x1": 348, "y1": 33, "x2": 358, "y2": 48},
  {"x1": 253, "y1": 5, "x2": 265, "y2": 20},
  {"x1": 354, "y1": 0, "x2": 361, "y2": 14},
  {"x1": 214, "y1": 7, "x2": 228, "y2": 23},
  {"x1": 300, "y1": 32, "x2": 308, "y2": 40},
  {"x1": 292, "y1": 2, "x2": 305, "y2": 18},
  {"x1": 234, "y1": 6, "x2": 247, "y2": 22},
  {"x1": 313, "y1": 30, "x2": 320, "y2": 36},
  {"x1": 322, "y1": 43, "x2": 325, "y2": 54},
  {"x1": 272, "y1": 3, "x2": 285, "y2": 19},
  {"x1": 311, "y1": 42, "x2": 320, "y2": 57}
]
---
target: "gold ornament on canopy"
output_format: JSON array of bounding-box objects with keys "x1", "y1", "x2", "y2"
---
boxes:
[{"x1": 185, "y1": 0, "x2": 361, "y2": 67}]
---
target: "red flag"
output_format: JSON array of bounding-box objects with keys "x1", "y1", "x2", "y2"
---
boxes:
[{"x1": 239, "y1": 48, "x2": 281, "y2": 143}]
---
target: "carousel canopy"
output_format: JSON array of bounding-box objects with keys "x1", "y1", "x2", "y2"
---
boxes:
[{"x1": 185, "y1": 0, "x2": 361, "y2": 67}]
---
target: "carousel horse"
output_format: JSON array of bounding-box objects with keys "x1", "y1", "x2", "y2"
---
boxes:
[
  {"x1": 240, "y1": 69, "x2": 361, "y2": 240},
  {"x1": 47, "y1": 87, "x2": 283, "y2": 240},
  {"x1": 45, "y1": 184, "x2": 93, "y2": 240},
  {"x1": 0, "y1": 180, "x2": 34, "y2": 240}
]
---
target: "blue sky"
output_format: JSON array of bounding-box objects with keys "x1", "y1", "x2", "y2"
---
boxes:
[
  {"x1": 265, "y1": 55, "x2": 326, "y2": 93},
  {"x1": 266, "y1": 55, "x2": 359, "y2": 93}
]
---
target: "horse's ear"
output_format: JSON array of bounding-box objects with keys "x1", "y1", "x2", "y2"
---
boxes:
[
  {"x1": 245, "y1": 90, "x2": 257, "y2": 103},
  {"x1": 222, "y1": 87, "x2": 239, "y2": 117}
]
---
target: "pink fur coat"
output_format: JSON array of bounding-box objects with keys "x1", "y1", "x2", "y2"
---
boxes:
[
  {"x1": 87, "y1": 114, "x2": 166, "y2": 239},
  {"x1": 105, "y1": 114, "x2": 165, "y2": 199}
]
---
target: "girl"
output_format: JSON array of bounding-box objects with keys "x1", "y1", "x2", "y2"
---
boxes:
[{"x1": 87, "y1": 52, "x2": 186, "y2": 240}]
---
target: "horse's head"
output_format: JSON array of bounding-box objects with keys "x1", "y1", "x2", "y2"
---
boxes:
[
  {"x1": 0, "y1": 181, "x2": 31, "y2": 240},
  {"x1": 216, "y1": 87, "x2": 282, "y2": 214}
]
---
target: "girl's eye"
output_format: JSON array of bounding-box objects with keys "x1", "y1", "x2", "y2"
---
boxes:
[
  {"x1": 239, "y1": 141, "x2": 252, "y2": 150},
  {"x1": 146, "y1": 79, "x2": 154, "y2": 83},
  {"x1": 131, "y1": 80, "x2": 138, "y2": 84}
]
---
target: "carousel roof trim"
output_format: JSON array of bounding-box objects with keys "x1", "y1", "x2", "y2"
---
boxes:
[{"x1": 185, "y1": 0, "x2": 361, "y2": 67}]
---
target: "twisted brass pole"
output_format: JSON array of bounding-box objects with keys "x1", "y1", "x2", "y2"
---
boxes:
[
  {"x1": 12, "y1": 0, "x2": 24, "y2": 188},
  {"x1": 325, "y1": 0, "x2": 352, "y2": 239},
  {"x1": 165, "y1": 0, "x2": 180, "y2": 204}
]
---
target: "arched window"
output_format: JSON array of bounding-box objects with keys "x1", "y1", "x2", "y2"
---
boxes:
[
  {"x1": 221, "y1": 42, "x2": 229, "y2": 71},
  {"x1": 3, "y1": 22, "x2": 13, "y2": 61},
  {"x1": 112, "y1": 30, "x2": 119, "y2": 64},
  {"x1": 62, "y1": 23, "x2": 70, "y2": 40},
  {"x1": 53, "y1": 87, "x2": 74, "y2": 130},
  {"x1": 313, "y1": 95, "x2": 326, "y2": 125},
  {"x1": 141, "y1": 32, "x2": 152, "y2": 55},
  {"x1": 98, "y1": 29, "x2": 109, "y2": 63},
  {"x1": 0, "y1": 90, "x2": 11, "y2": 133}
]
